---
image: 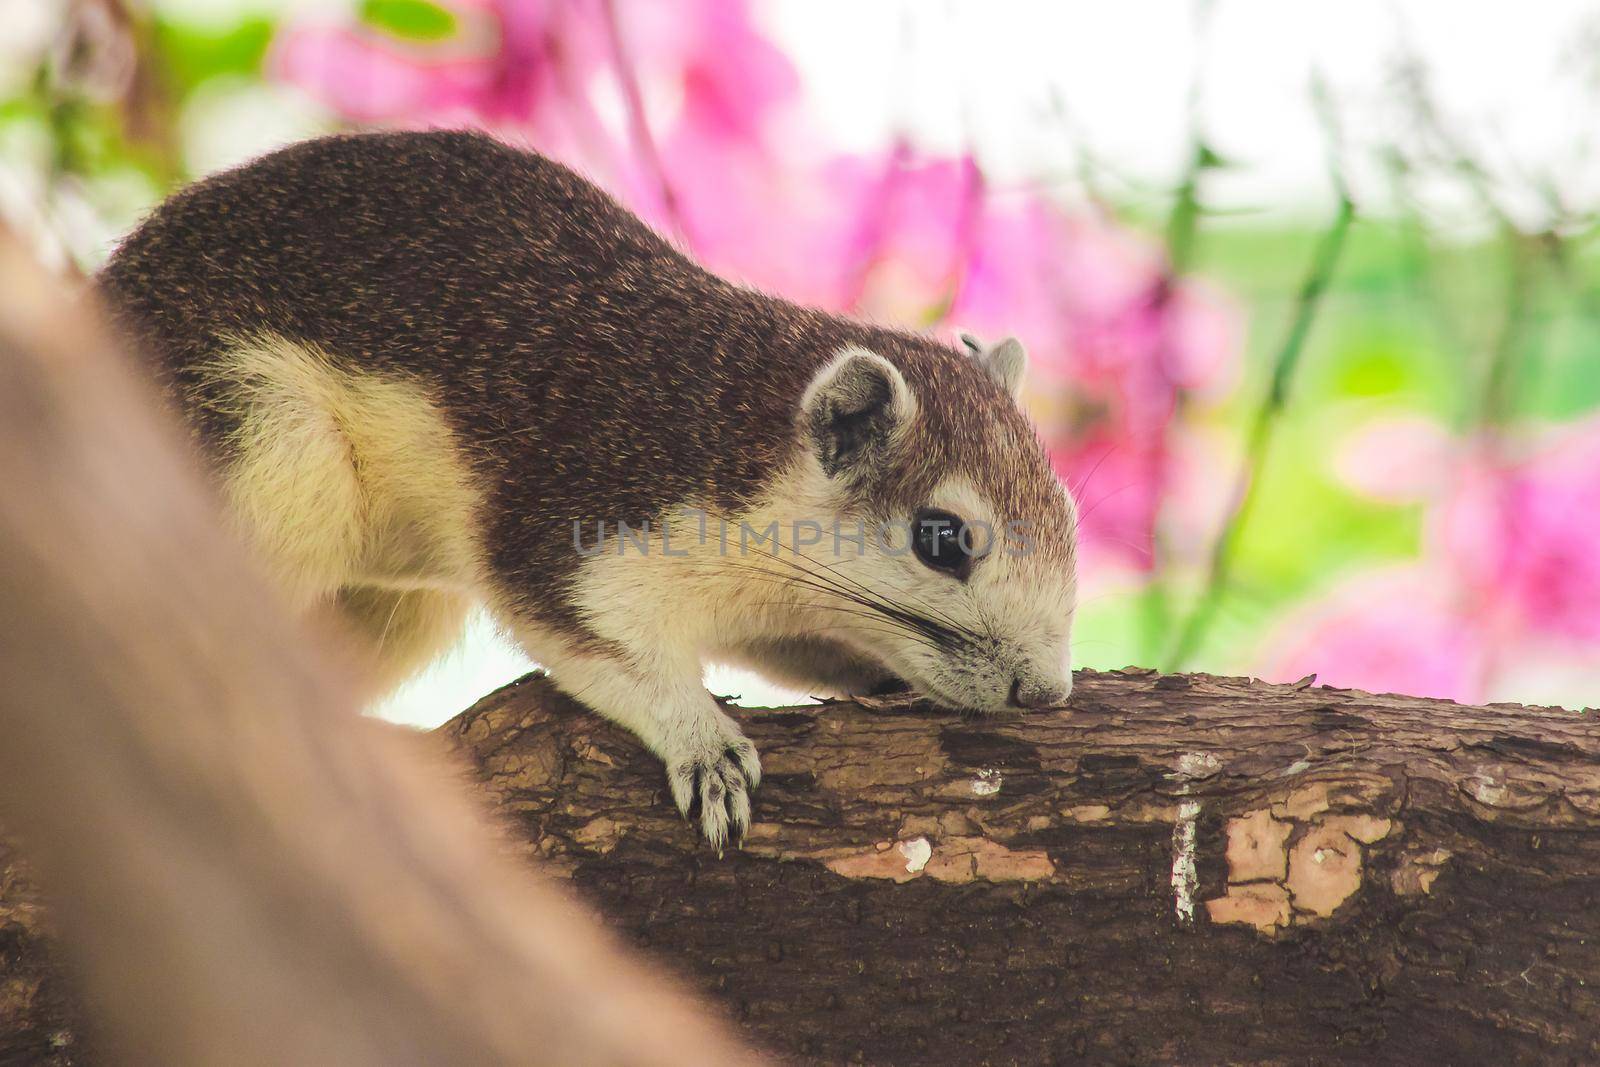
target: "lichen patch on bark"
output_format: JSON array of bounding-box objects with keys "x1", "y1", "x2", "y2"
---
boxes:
[
  {"x1": 969, "y1": 769, "x2": 1002, "y2": 796},
  {"x1": 1175, "y1": 752, "x2": 1222, "y2": 779},
  {"x1": 1170, "y1": 800, "x2": 1200, "y2": 924},
  {"x1": 898, "y1": 836, "x2": 932, "y2": 873}
]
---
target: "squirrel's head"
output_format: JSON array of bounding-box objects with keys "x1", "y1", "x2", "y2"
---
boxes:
[{"x1": 774, "y1": 332, "x2": 1078, "y2": 713}]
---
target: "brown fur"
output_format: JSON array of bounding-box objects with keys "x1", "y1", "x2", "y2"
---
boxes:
[{"x1": 97, "y1": 129, "x2": 1070, "y2": 645}]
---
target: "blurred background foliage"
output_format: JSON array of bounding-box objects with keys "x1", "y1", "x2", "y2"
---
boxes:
[{"x1": 4, "y1": 0, "x2": 1598, "y2": 719}]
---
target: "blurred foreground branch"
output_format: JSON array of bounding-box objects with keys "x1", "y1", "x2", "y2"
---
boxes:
[{"x1": 0, "y1": 235, "x2": 755, "y2": 1066}]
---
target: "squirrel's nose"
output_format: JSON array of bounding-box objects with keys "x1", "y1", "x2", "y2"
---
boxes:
[{"x1": 1007, "y1": 675, "x2": 1071, "y2": 709}]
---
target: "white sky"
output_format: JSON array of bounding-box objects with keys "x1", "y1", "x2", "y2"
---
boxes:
[{"x1": 769, "y1": 1, "x2": 1600, "y2": 227}]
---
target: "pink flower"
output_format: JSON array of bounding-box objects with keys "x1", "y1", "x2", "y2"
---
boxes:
[
  {"x1": 272, "y1": 2, "x2": 609, "y2": 149},
  {"x1": 665, "y1": 149, "x2": 979, "y2": 327},
  {"x1": 651, "y1": 0, "x2": 798, "y2": 141},
  {"x1": 272, "y1": 0, "x2": 800, "y2": 212},
  {"x1": 1334, "y1": 413, "x2": 1454, "y2": 503},
  {"x1": 597, "y1": 0, "x2": 803, "y2": 241},
  {"x1": 835, "y1": 151, "x2": 983, "y2": 316},
  {"x1": 1436, "y1": 422, "x2": 1600, "y2": 644},
  {"x1": 1260, "y1": 566, "x2": 1488, "y2": 703},
  {"x1": 1264, "y1": 415, "x2": 1600, "y2": 703}
]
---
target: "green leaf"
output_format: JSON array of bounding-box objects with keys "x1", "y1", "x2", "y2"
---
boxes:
[
  {"x1": 149, "y1": 16, "x2": 275, "y2": 99},
  {"x1": 360, "y1": 0, "x2": 458, "y2": 41}
]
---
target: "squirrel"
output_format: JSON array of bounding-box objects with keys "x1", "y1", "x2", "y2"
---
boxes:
[{"x1": 98, "y1": 129, "x2": 1079, "y2": 850}]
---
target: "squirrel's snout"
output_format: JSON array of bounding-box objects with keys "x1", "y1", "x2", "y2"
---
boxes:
[{"x1": 1007, "y1": 675, "x2": 1071, "y2": 710}]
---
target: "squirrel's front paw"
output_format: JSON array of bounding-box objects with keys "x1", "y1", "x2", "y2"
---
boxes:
[{"x1": 663, "y1": 716, "x2": 761, "y2": 854}]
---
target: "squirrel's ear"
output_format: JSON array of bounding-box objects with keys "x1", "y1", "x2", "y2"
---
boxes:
[
  {"x1": 961, "y1": 332, "x2": 1027, "y2": 398},
  {"x1": 984, "y1": 337, "x2": 1027, "y2": 397},
  {"x1": 801, "y1": 347, "x2": 916, "y2": 479}
]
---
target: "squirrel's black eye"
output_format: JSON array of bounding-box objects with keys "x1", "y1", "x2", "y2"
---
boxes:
[{"x1": 912, "y1": 508, "x2": 974, "y2": 577}]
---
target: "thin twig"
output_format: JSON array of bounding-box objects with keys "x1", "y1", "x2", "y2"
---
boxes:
[
  {"x1": 597, "y1": 0, "x2": 694, "y2": 247},
  {"x1": 921, "y1": 154, "x2": 986, "y2": 328},
  {"x1": 1127, "y1": 0, "x2": 1226, "y2": 661},
  {"x1": 1131, "y1": 133, "x2": 1214, "y2": 661},
  {"x1": 1129, "y1": 149, "x2": 1227, "y2": 661},
  {"x1": 1380, "y1": 146, "x2": 1475, "y2": 361},
  {"x1": 1477, "y1": 231, "x2": 1538, "y2": 430},
  {"x1": 1165, "y1": 186, "x2": 1354, "y2": 671}
]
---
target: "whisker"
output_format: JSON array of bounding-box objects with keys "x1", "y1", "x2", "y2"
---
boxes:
[
  {"x1": 657, "y1": 558, "x2": 954, "y2": 653},
  {"x1": 683, "y1": 508, "x2": 959, "y2": 623},
  {"x1": 1066, "y1": 445, "x2": 1116, "y2": 501},
  {"x1": 691, "y1": 506, "x2": 978, "y2": 641},
  {"x1": 591, "y1": 506, "x2": 984, "y2": 655},
  {"x1": 1070, "y1": 479, "x2": 1143, "y2": 537},
  {"x1": 733, "y1": 604, "x2": 931, "y2": 648},
  {"x1": 773, "y1": 536, "x2": 972, "y2": 635},
  {"x1": 656, "y1": 529, "x2": 973, "y2": 648},
  {"x1": 737, "y1": 563, "x2": 967, "y2": 652}
]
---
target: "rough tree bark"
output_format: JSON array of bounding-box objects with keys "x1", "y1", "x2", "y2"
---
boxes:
[
  {"x1": 454, "y1": 670, "x2": 1600, "y2": 1064},
  {"x1": 7, "y1": 667, "x2": 1599, "y2": 1064}
]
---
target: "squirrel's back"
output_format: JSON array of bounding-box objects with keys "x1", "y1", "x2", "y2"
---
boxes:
[{"x1": 100, "y1": 131, "x2": 871, "y2": 534}]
